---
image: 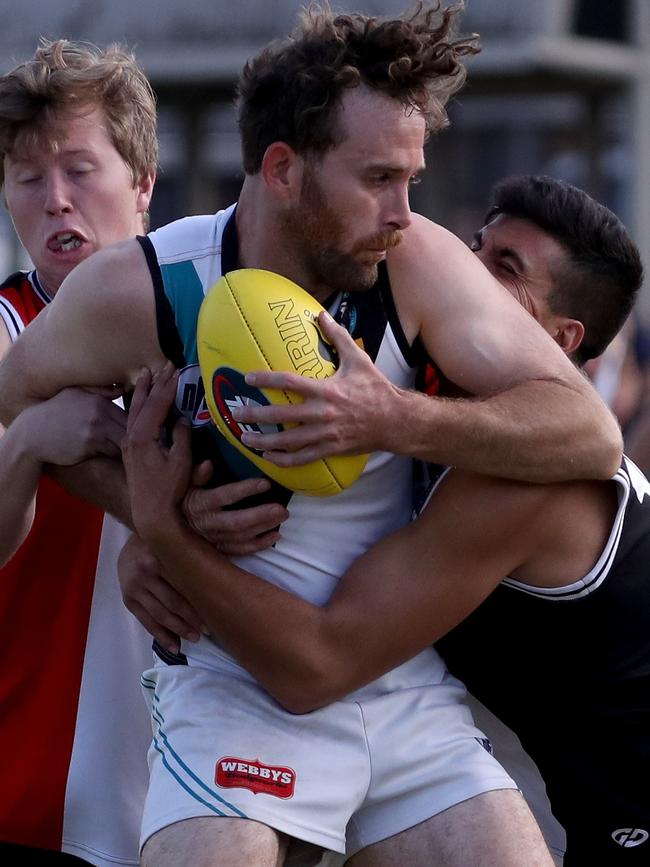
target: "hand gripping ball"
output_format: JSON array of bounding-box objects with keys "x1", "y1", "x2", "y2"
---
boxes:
[{"x1": 197, "y1": 268, "x2": 368, "y2": 496}]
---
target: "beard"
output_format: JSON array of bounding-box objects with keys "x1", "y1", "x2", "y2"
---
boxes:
[{"x1": 281, "y1": 169, "x2": 402, "y2": 295}]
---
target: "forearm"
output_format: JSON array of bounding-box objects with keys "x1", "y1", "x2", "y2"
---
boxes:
[
  {"x1": 141, "y1": 514, "x2": 341, "y2": 708},
  {"x1": 45, "y1": 457, "x2": 133, "y2": 528},
  {"x1": 386, "y1": 377, "x2": 622, "y2": 482}
]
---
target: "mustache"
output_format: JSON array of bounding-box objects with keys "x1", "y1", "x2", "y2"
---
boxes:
[{"x1": 351, "y1": 231, "x2": 403, "y2": 253}]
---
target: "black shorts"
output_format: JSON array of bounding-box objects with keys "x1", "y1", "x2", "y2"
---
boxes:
[{"x1": 560, "y1": 794, "x2": 650, "y2": 866}]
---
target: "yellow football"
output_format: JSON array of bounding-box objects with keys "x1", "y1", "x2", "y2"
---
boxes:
[{"x1": 197, "y1": 268, "x2": 368, "y2": 496}]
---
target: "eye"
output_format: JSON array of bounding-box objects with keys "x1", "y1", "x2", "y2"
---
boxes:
[
  {"x1": 16, "y1": 173, "x2": 40, "y2": 185},
  {"x1": 408, "y1": 175, "x2": 422, "y2": 187}
]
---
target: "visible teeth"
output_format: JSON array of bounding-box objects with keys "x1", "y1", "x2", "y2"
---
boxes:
[{"x1": 55, "y1": 232, "x2": 81, "y2": 252}]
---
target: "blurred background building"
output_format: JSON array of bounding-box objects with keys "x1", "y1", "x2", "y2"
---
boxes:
[{"x1": 1, "y1": 0, "x2": 649, "y2": 322}]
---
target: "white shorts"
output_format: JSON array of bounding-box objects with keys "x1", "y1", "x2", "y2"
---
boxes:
[{"x1": 140, "y1": 649, "x2": 516, "y2": 861}]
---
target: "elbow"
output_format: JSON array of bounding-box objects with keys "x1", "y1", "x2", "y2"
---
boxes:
[
  {"x1": 574, "y1": 381, "x2": 623, "y2": 479},
  {"x1": 595, "y1": 413, "x2": 624, "y2": 479},
  {"x1": 269, "y1": 641, "x2": 352, "y2": 715},
  {"x1": 273, "y1": 669, "x2": 343, "y2": 715}
]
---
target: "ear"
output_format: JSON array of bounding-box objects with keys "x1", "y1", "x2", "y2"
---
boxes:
[
  {"x1": 135, "y1": 169, "x2": 156, "y2": 214},
  {"x1": 261, "y1": 142, "x2": 303, "y2": 202},
  {"x1": 553, "y1": 318, "x2": 585, "y2": 357}
]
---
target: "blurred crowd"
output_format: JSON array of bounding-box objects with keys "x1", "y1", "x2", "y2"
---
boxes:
[{"x1": 586, "y1": 315, "x2": 650, "y2": 472}]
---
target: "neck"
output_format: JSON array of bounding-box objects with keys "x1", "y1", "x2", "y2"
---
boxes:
[
  {"x1": 236, "y1": 179, "x2": 330, "y2": 302},
  {"x1": 33, "y1": 271, "x2": 58, "y2": 300}
]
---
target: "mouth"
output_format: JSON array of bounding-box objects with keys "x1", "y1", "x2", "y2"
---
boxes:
[
  {"x1": 47, "y1": 231, "x2": 86, "y2": 253},
  {"x1": 357, "y1": 248, "x2": 387, "y2": 265}
]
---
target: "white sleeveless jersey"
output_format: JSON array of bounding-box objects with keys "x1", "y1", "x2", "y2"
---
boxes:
[{"x1": 143, "y1": 205, "x2": 447, "y2": 689}]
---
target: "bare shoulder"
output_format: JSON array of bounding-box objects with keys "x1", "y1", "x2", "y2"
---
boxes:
[
  {"x1": 388, "y1": 212, "x2": 511, "y2": 340},
  {"x1": 392, "y1": 213, "x2": 490, "y2": 282}
]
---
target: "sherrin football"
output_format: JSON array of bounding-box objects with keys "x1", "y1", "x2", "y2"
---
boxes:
[{"x1": 197, "y1": 268, "x2": 368, "y2": 496}]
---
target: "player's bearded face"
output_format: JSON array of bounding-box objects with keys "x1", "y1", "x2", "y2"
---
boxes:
[{"x1": 283, "y1": 166, "x2": 401, "y2": 293}]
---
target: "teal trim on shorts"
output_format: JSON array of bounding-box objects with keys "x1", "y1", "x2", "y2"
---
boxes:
[{"x1": 144, "y1": 679, "x2": 248, "y2": 819}]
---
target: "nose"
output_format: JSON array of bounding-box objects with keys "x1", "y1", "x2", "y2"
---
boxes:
[
  {"x1": 383, "y1": 183, "x2": 412, "y2": 232},
  {"x1": 44, "y1": 171, "x2": 73, "y2": 215}
]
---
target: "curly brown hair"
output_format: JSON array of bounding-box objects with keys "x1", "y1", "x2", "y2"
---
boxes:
[
  {"x1": 0, "y1": 38, "x2": 158, "y2": 189},
  {"x1": 237, "y1": 1, "x2": 479, "y2": 174}
]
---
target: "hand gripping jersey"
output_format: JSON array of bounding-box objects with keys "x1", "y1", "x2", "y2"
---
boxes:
[
  {"x1": 0, "y1": 272, "x2": 152, "y2": 866},
  {"x1": 437, "y1": 457, "x2": 650, "y2": 863}
]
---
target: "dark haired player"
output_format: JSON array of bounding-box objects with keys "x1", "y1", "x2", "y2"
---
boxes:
[{"x1": 123, "y1": 176, "x2": 646, "y2": 867}]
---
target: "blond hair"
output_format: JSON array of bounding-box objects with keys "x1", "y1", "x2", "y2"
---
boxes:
[{"x1": 0, "y1": 38, "x2": 158, "y2": 187}]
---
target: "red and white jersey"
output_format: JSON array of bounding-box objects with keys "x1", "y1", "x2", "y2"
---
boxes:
[{"x1": 0, "y1": 272, "x2": 152, "y2": 865}]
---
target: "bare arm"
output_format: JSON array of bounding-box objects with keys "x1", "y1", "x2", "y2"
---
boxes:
[
  {"x1": 232, "y1": 217, "x2": 622, "y2": 482},
  {"x1": 0, "y1": 242, "x2": 288, "y2": 544},
  {"x1": 0, "y1": 240, "x2": 164, "y2": 422},
  {"x1": 122, "y1": 367, "x2": 552, "y2": 712},
  {"x1": 0, "y1": 312, "x2": 126, "y2": 562},
  {"x1": 0, "y1": 386, "x2": 126, "y2": 565}
]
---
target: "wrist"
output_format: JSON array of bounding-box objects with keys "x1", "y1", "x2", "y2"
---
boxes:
[
  {"x1": 134, "y1": 505, "x2": 188, "y2": 554},
  {"x1": 376, "y1": 385, "x2": 418, "y2": 454},
  {"x1": 4, "y1": 411, "x2": 45, "y2": 469}
]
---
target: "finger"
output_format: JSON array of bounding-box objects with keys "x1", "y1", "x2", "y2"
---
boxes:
[
  {"x1": 139, "y1": 588, "x2": 202, "y2": 642},
  {"x1": 218, "y1": 529, "x2": 282, "y2": 556},
  {"x1": 131, "y1": 365, "x2": 177, "y2": 437},
  {"x1": 127, "y1": 369, "x2": 152, "y2": 429},
  {"x1": 259, "y1": 446, "x2": 326, "y2": 466},
  {"x1": 126, "y1": 600, "x2": 183, "y2": 654},
  {"x1": 243, "y1": 369, "x2": 322, "y2": 397},
  {"x1": 191, "y1": 460, "x2": 213, "y2": 487},
  {"x1": 145, "y1": 574, "x2": 204, "y2": 636},
  {"x1": 231, "y1": 398, "x2": 323, "y2": 430},
  {"x1": 240, "y1": 422, "x2": 331, "y2": 454},
  {"x1": 170, "y1": 415, "x2": 192, "y2": 458},
  {"x1": 100, "y1": 412, "x2": 128, "y2": 445},
  {"x1": 194, "y1": 502, "x2": 289, "y2": 542},
  {"x1": 187, "y1": 477, "x2": 272, "y2": 511}
]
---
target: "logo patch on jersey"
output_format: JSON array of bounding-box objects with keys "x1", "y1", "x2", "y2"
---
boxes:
[
  {"x1": 611, "y1": 828, "x2": 649, "y2": 848},
  {"x1": 211, "y1": 367, "x2": 283, "y2": 452},
  {"x1": 215, "y1": 757, "x2": 296, "y2": 799},
  {"x1": 176, "y1": 364, "x2": 212, "y2": 427}
]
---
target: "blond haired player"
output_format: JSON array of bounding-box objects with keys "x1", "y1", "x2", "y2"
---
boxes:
[{"x1": 0, "y1": 39, "x2": 282, "y2": 866}]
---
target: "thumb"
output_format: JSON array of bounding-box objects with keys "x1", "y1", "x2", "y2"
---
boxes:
[
  {"x1": 192, "y1": 459, "x2": 213, "y2": 487},
  {"x1": 170, "y1": 415, "x2": 192, "y2": 457},
  {"x1": 318, "y1": 310, "x2": 357, "y2": 362}
]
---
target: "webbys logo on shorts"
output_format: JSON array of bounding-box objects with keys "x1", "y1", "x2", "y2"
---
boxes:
[{"x1": 215, "y1": 757, "x2": 296, "y2": 798}]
